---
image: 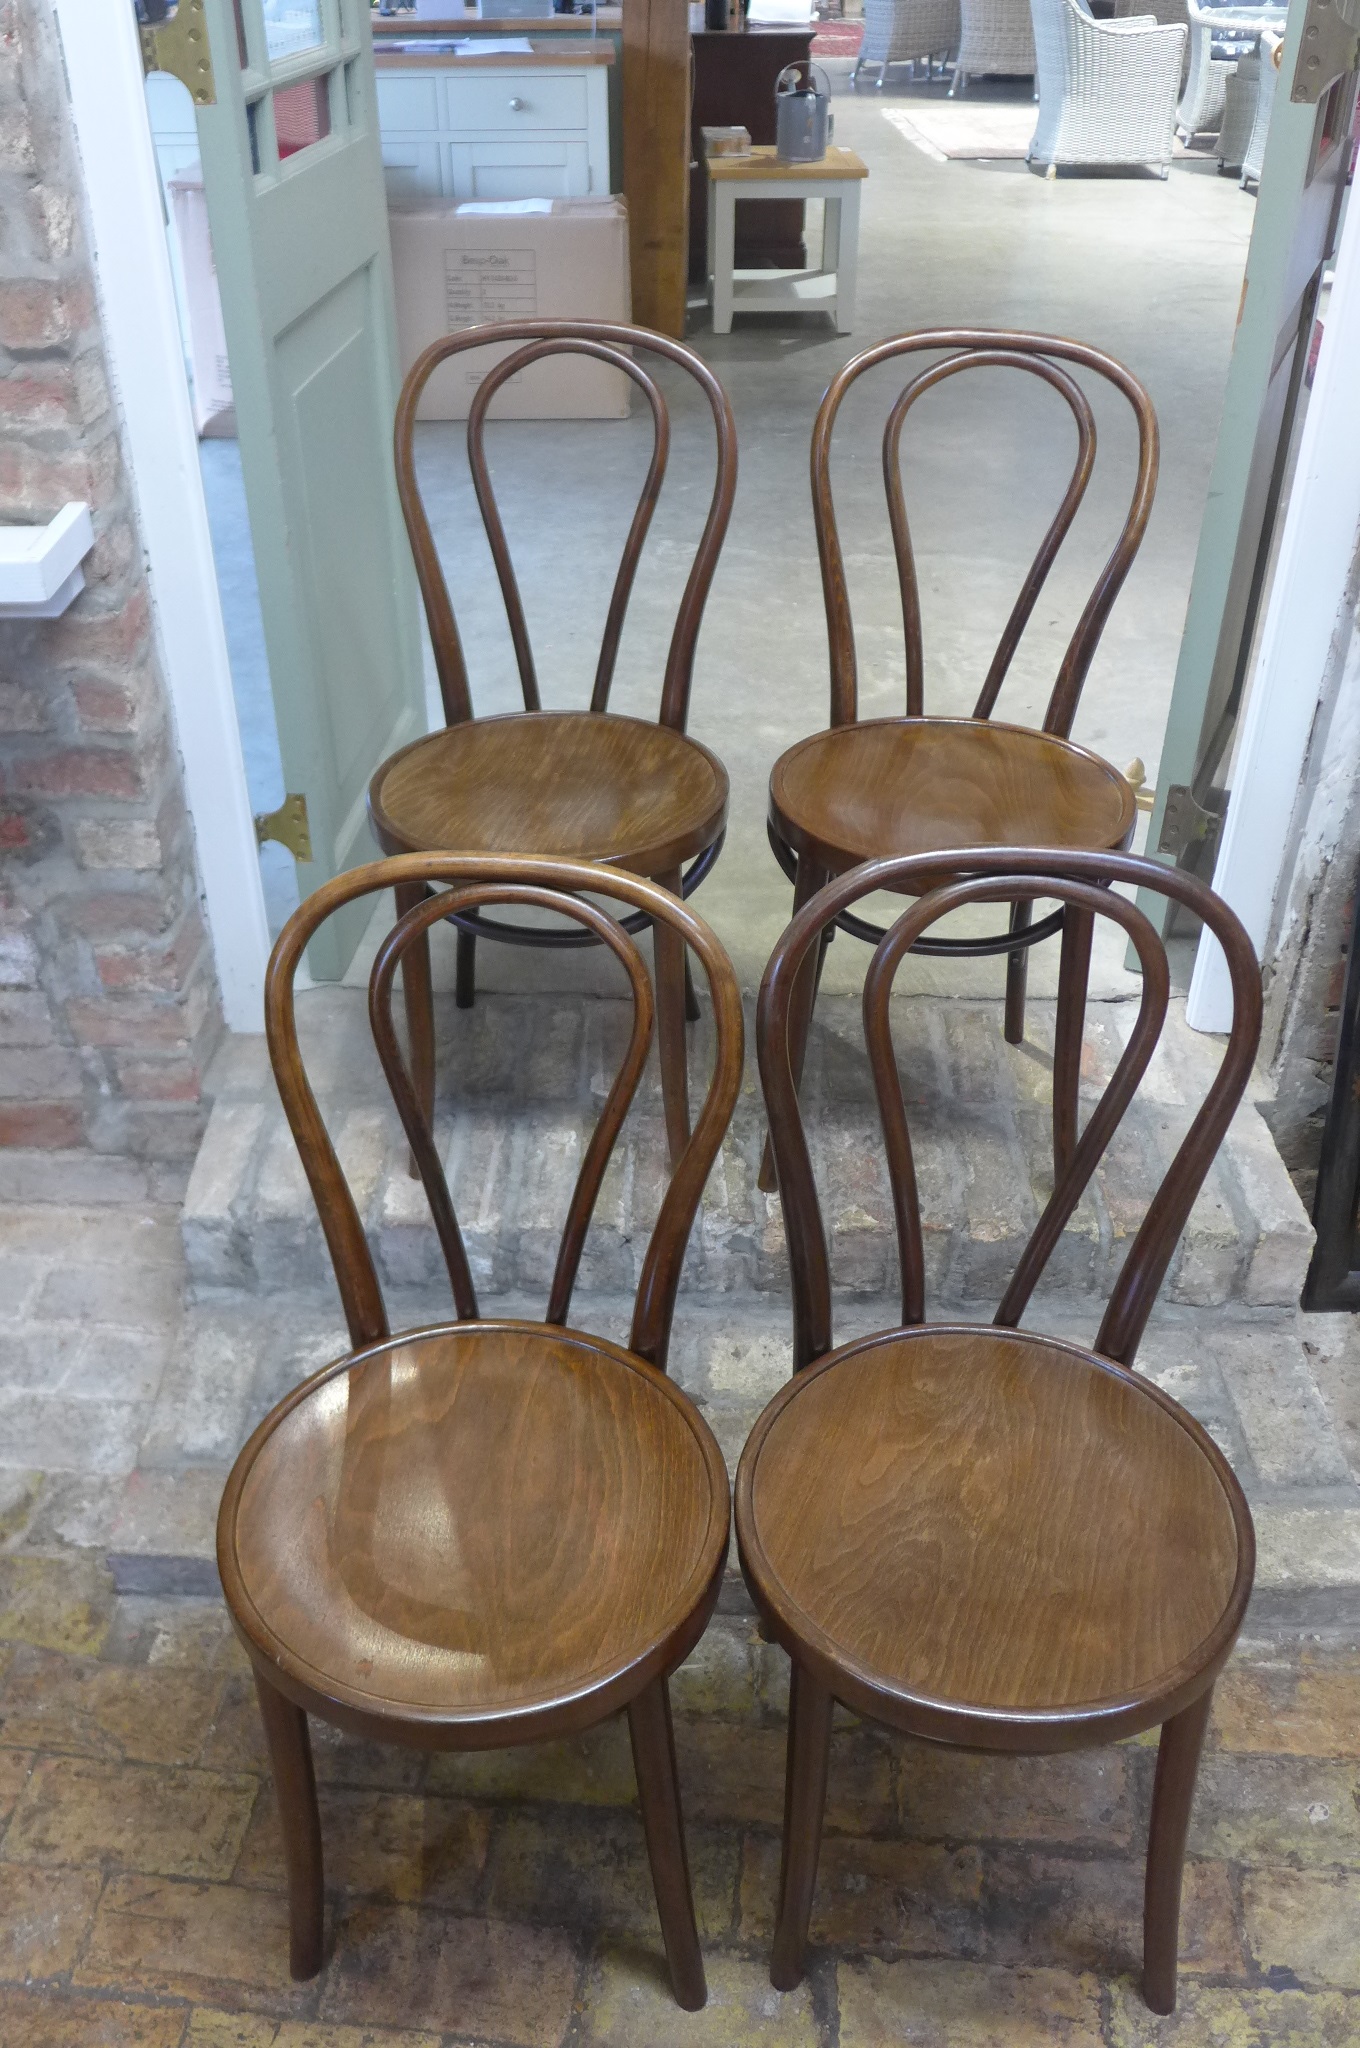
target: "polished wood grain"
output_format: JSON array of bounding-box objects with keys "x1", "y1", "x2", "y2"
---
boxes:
[
  {"x1": 218, "y1": 854, "x2": 744, "y2": 2010},
  {"x1": 742, "y1": 847, "x2": 1262, "y2": 2014},
  {"x1": 770, "y1": 717, "x2": 1135, "y2": 874},
  {"x1": 382, "y1": 320, "x2": 737, "y2": 1168},
  {"x1": 371, "y1": 712, "x2": 728, "y2": 879},
  {"x1": 745, "y1": 1327, "x2": 1242, "y2": 1720},
  {"x1": 762, "y1": 329, "x2": 1157, "y2": 1192},
  {"x1": 227, "y1": 1322, "x2": 728, "y2": 1726}
]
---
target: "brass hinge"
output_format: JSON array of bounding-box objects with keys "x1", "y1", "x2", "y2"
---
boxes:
[
  {"x1": 1292, "y1": 0, "x2": 1360, "y2": 105},
  {"x1": 1157, "y1": 783, "x2": 1228, "y2": 861},
  {"x1": 254, "y1": 793, "x2": 313, "y2": 863},
  {"x1": 137, "y1": 0, "x2": 216, "y2": 107}
]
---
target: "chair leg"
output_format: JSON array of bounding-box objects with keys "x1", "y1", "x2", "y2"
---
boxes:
[
  {"x1": 684, "y1": 952, "x2": 701, "y2": 1025},
  {"x1": 1144, "y1": 1686, "x2": 1214, "y2": 2015},
  {"x1": 395, "y1": 881, "x2": 436, "y2": 1181},
  {"x1": 628, "y1": 1677, "x2": 706, "y2": 2012},
  {"x1": 1053, "y1": 902, "x2": 1094, "y2": 1178},
  {"x1": 770, "y1": 1663, "x2": 833, "y2": 1992},
  {"x1": 254, "y1": 1673, "x2": 324, "y2": 1981},
  {"x1": 1003, "y1": 898, "x2": 1033, "y2": 1047},
  {"x1": 455, "y1": 924, "x2": 477, "y2": 1011},
  {"x1": 758, "y1": 855, "x2": 831, "y2": 1194},
  {"x1": 654, "y1": 867, "x2": 691, "y2": 1172}
]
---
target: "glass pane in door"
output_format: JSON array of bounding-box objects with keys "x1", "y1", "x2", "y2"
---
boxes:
[{"x1": 263, "y1": 0, "x2": 325, "y2": 61}]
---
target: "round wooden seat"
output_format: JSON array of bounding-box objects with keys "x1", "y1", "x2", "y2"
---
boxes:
[
  {"x1": 737, "y1": 1325, "x2": 1251, "y2": 1747},
  {"x1": 769, "y1": 717, "x2": 1136, "y2": 875},
  {"x1": 369, "y1": 710, "x2": 729, "y2": 877},
  {"x1": 219, "y1": 1321, "x2": 731, "y2": 1738}
]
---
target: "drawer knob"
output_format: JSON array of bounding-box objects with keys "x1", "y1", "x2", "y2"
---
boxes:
[{"x1": 508, "y1": 96, "x2": 527, "y2": 110}]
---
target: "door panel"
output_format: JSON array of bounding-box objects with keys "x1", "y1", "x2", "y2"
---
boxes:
[
  {"x1": 449, "y1": 141, "x2": 593, "y2": 198},
  {"x1": 192, "y1": 0, "x2": 426, "y2": 979},
  {"x1": 1141, "y1": 0, "x2": 1358, "y2": 927}
]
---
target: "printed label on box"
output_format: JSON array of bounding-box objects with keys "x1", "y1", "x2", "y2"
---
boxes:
[{"x1": 444, "y1": 249, "x2": 537, "y2": 328}]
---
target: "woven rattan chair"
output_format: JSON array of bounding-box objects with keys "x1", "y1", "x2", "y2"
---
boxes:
[
  {"x1": 949, "y1": 0, "x2": 1036, "y2": 95},
  {"x1": 1029, "y1": 0, "x2": 1186, "y2": 175},
  {"x1": 1240, "y1": 26, "x2": 1281, "y2": 185},
  {"x1": 853, "y1": 0, "x2": 960, "y2": 86}
]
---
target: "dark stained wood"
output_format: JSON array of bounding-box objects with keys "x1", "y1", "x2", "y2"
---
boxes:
[
  {"x1": 253, "y1": 1672, "x2": 323, "y2": 1980},
  {"x1": 628, "y1": 1675, "x2": 707, "y2": 2011},
  {"x1": 770, "y1": 717, "x2": 1136, "y2": 874},
  {"x1": 770, "y1": 1663, "x2": 832, "y2": 1993},
  {"x1": 740, "y1": 847, "x2": 1262, "y2": 2012},
  {"x1": 623, "y1": 0, "x2": 692, "y2": 336},
  {"x1": 689, "y1": 29, "x2": 813, "y2": 284},
  {"x1": 371, "y1": 713, "x2": 728, "y2": 880},
  {"x1": 382, "y1": 320, "x2": 737, "y2": 1171},
  {"x1": 221, "y1": 852, "x2": 744, "y2": 2008},
  {"x1": 767, "y1": 328, "x2": 1157, "y2": 1176}
]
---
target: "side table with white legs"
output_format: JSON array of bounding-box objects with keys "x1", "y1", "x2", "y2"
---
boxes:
[{"x1": 705, "y1": 145, "x2": 870, "y2": 335}]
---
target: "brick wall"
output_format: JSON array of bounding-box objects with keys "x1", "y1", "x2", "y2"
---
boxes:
[
  {"x1": 1260, "y1": 553, "x2": 1360, "y2": 1207},
  {"x1": 0, "y1": 0, "x2": 222, "y2": 1175}
]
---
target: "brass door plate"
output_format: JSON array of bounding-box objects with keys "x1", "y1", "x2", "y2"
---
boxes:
[
  {"x1": 139, "y1": 0, "x2": 216, "y2": 107},
  {"x1": 254, "y1": 793, "x2": 313, "y2": 863}
]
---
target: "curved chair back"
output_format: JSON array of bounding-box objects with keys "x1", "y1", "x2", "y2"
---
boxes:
[
  {"x1": 267, "y1": 855, "x2": 745, "y2": 1371},
  {"x1": 395, "y1": 320, "x2": 738, "y2": 735},
  {"x1": 812, "y1": 328, "x2": 1158, "y2": 734},
  {"x1": 759, "y1": 848, "x2": 1261, "y2": 1371}
]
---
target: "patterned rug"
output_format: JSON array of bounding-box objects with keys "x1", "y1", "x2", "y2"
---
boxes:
[
  {"x1": 881, "y1": 100, "x2": 1036, "y2": 161},
  {"x1": 810, "y1": 18, "x2": 865, "y2": 56}
]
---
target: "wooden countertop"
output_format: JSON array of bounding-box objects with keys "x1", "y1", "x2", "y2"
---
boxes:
[
  {"x1": 373, "y1": 12, "x2": 622, "y2": 33},
  {"x1": 375, "y1": 42, "x2": 615, "y2": 65},
  {"x1": 705, "y1": 143, "x2": 868, "y2": 180}
]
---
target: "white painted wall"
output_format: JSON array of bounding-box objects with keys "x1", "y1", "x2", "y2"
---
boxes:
[
  {"x1": 53, "y1": 0, "x2": 270, "y2": 1033},
  {"x1": 1187, "y1": 185, "x2": 1360, "y2": 1035}
]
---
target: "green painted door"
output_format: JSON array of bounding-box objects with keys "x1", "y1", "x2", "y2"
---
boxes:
[
  {"x1": 1141, "y1": 0, "x2": 1359, "y2": 925},
  {"x1": 193, "y1": 0, "x2": 426, "y2": 978}
]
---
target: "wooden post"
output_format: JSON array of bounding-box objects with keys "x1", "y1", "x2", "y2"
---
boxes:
[{"x1": 624, "y1": 0, "x2": 692, "y2": 337}]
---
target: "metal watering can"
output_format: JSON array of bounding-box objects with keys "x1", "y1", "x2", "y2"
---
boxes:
[{"x1": 775, "y1": 63, "x2": 833, "y2": 164}]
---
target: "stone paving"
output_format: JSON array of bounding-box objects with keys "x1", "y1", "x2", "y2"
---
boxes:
[{"x1": 4, "y1": 979, "x2": 1360, "y2": 2043}]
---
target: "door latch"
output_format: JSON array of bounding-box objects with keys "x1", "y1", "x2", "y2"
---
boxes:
[
  {"x1": 254, "y1": 793, "x2": 313, "y2": 863},
  {"x1": 1292, "y1": 0, "x2": 1360, "y2": 105},
  {"x1": 137, "y1": 0, "x2": 216, "y2": 108}
]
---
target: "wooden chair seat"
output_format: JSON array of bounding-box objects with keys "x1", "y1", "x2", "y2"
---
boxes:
[
  {"x1": 738, "y1": 1324, "x2": 1246, "y2": 1744},
  {"x1": 220, "y1": 1319, "x2": 730, "y2": 1738},
  {"x1": 770, "y1": 717, "x2": 1135, "y2": 875},
  {"x1": 370, "y1": 710, "x2": 729, "y2": 877}
]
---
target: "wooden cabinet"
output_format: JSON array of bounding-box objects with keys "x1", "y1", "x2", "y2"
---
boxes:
[
  {"x1": 689, "y1": 29, "x2": 813, "y2": 284},
  {"x1": 374, "y1": 55, "x2": 613, "y2": 203}
]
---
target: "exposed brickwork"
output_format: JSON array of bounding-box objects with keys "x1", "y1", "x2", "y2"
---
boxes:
[{"x1": 0, "y1": 0, "x2": 222, "y2": 1161}]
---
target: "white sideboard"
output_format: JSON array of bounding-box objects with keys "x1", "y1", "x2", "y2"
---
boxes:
[{"x1": 375, "y1": 53, "x2": 612, "y2": 203}]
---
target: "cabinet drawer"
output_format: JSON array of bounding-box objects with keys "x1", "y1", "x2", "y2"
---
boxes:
[
  {"x1": 442, "y1": 71, "x2": 589, "y2": 133},
  {"x1": 447, "y1": 140, "x2": 593, "y2": 200},
  {"x1": 376, "y1": 75, "x2": 441, "y2": 132},
  {"x1": 381, "y1": 140, "x2": 443, "y2": 202}
]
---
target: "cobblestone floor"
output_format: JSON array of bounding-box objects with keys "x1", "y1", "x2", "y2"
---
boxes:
[{"x1": 3, "y1": 1171, "x2": 1360, "y2": 2044}]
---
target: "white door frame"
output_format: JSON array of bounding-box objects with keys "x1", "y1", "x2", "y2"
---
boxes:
[
  {"x1": 54, "y1": 0, "x2": 270, "y2": 1034},
  {"x1": 1187, "y1": 186, "x2": 1360, "y2": 1034}
]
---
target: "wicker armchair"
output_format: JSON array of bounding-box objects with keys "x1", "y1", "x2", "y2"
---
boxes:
[
  {"x1": 1240, "y1": 26, "x2": 1281, "y2": 184},
  {"x1": 1029, "y1": 0, "x2": 1186, "y2": 174},
  {"x1": 853, "y1": 0, "x2": 961, "y2": 87},
  {"x1": 949, "y1": 0, "x2": 1036, "y2": 96},
  {"x1": 1178, "y1": 1, "x2": 1278, "y2": 139}
]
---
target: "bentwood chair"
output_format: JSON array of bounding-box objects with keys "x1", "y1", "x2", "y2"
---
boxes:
[
  {"x1": 217, "y1": 855, "x2": 743, "y2": 2011},
  {"x1": 760, "y1": 328, "x2": 1155, "y2": 1191},
  {"x1": 740, "y1": 847, "x2": 1260, "y2": 2015},
  {"x1": 370, "y1": 322, "x2": 737, "y2": 1172}
]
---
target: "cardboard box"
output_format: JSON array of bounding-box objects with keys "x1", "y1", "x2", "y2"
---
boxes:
[
  {"x1": 388, "y1": 197, "x2": 632, "y2": 420},
  {"x1": 166, "y1": 168, "x2": 236, "y2": 439}
]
